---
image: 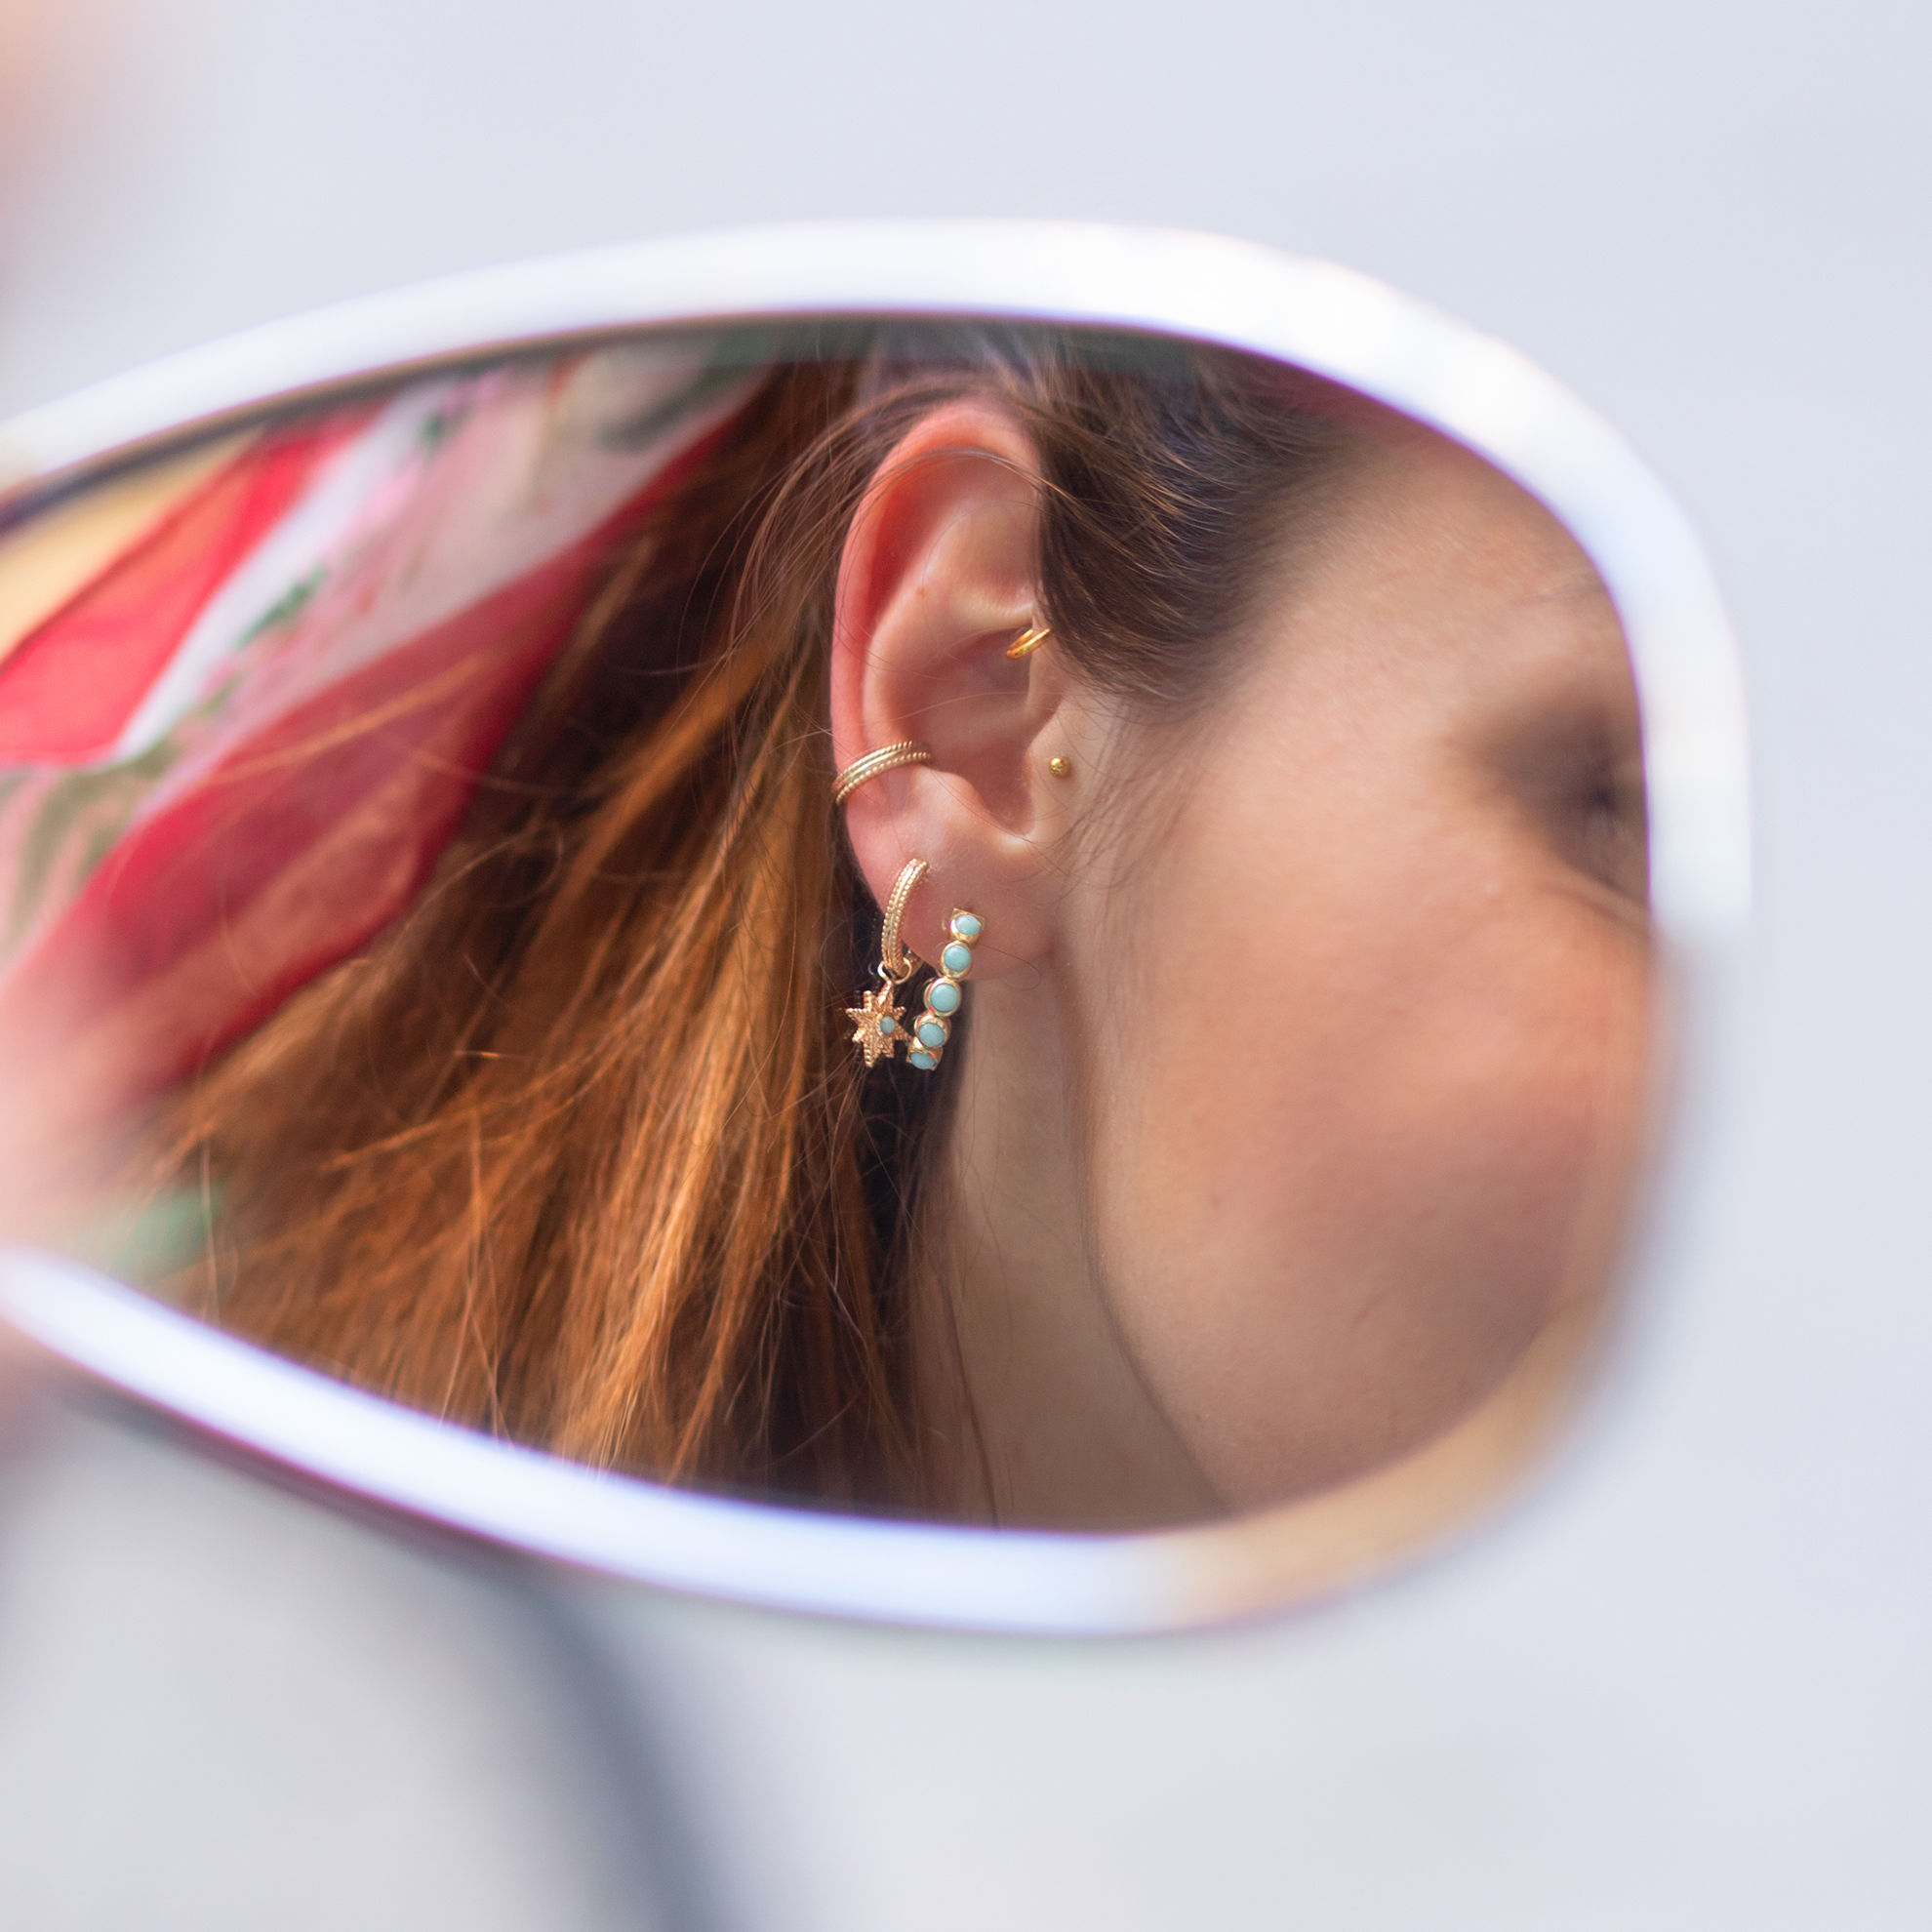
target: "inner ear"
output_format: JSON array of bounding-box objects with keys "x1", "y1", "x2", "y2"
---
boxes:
[
  {"x1": 832, "y1": 400, "x2": 1058, "y2": 823},
  {"x1": 830, "y1": 399, "x2": 1068, "y2": 966}
]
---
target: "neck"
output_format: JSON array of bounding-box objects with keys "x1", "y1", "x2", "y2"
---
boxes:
[{"x1": 906, "y1": 969, "x2": 1218, "y2": 1530}]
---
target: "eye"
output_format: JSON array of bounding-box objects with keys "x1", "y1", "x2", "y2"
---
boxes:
[{"x1": 1493, "y1": 700, "x2": 1650, "y2": 905}]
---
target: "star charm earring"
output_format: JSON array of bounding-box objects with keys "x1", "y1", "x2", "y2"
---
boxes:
[
  {"x1": 843, "y1": 859, "x2": 928, "y2": 1070},
  {"x1": 846, "y1": 982, "x2": 907, "y2": 1067}
]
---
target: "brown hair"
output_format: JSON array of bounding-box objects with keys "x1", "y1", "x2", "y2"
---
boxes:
[{"x1": 140, "y1": 326, "x2": 1352, "y2": 1509}]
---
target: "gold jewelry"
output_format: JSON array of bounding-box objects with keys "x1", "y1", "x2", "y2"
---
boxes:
[
  {"x1": 1048, "y1": 755, "x2": 1072, "y2": 780},
  {"x1": 1005, "y1": 621, "x2": 1052, "y2": 662},
  {"x1": 906, "y1": 908, "x2": 982, "y2": 1072},
  {"x1": 847, "y1": 859, "x2": 927, "y2": 1067},
  {"x1": 844, "y1": 861, "x2": 982, "y2": 1073},
  {"x1": 879, "y1": 857, "x2": 927, "y2": 980},
  {"x1": 831, "y1": 741, "x2": 932, "y2": 809}
]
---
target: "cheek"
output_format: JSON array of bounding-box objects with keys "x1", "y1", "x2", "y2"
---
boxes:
[{"x1": 1079, "y1": 799, "x2": 1651, "y2": 1509}]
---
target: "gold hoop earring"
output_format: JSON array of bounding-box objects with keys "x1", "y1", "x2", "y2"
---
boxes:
[
  {"x1": 906, "y1": 908, "x2": 982, "y2": 1072},
  {"x1": 846, "y1": 858, "x2": 927, "y2": 1067},
  {"x1": 879, "y1": 856, "x2": 925, "y2": 980},
  {"x1": 1005, "y1": 621, "x2": 1051, "y2": 662},
  {"x1": 831, "y1": 741, "x2": 932, "y2": 809}
]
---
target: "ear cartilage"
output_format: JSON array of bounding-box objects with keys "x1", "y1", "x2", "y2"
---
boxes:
[{"x1": 906, "y1": 909, "x2": 982, "y2": 1071}]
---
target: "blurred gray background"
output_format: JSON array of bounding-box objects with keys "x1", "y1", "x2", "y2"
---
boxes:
[{"x1": 0, "y1": 1, "x2": 1927, "y2": 1925}]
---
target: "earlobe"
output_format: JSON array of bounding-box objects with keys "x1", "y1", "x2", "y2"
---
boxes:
[{"x1": 828, "y1": 400, "x2": 1072, "y2": 974}]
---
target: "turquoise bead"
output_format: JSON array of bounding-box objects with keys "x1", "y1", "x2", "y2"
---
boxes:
[
  {"x1": 877, "y1": 1015, "x2": 897, "y2": 1035},
  {"x1": 949, "y1": 911, "x2": 983, "y2": 941},
  {"x1": 916, "y1": 1018, "x2": 948, "y2": 1049},
  {"x1": 926, "y1": 980, "x2": 961, "y2": 1016},
  {"x1": 941, "y1": 942, "x2": 973, "y2": 976},
  {"x1": 908, "y1": 1050, "x2": 939, "y2": 1071}
]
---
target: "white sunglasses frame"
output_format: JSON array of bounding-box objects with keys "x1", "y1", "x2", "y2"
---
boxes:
[{"x1": 0, "y1": 220, "x2": 1751, "y2": 1635}]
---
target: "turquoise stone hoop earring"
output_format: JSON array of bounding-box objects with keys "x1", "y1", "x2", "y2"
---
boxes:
[{"x1": 906, "y1": 908, "x2": 983, "y2": 1071}]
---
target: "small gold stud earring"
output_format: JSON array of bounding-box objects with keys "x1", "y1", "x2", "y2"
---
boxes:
[{"x1": 1048, "y1": 755, "x2": 1072, "y2": 780}]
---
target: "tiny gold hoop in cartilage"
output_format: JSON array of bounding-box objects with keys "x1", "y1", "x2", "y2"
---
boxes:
[
  {"x1": 1005, "y1": 622, "x2": 1052, "y2": 662},
  {"x1": 830, "y1": 741, "x2": 933, "y2": 808},
  {"x1": 879, "y1": 858, "x2": 929, "y2": 980}
]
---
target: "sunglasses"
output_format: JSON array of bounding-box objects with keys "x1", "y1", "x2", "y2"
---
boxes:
[{"x1": 0, "y1": 221, "x2": 1747, "y2": 1635}]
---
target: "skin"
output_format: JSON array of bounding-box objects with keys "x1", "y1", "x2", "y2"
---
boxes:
[{"x1": 833, "y1": 395, "x2": 1650, "y2": 1531}]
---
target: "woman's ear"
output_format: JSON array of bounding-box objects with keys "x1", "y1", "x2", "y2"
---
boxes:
[{"x1": 830, "y1": 399, "x2": 1079, "y2": 974}]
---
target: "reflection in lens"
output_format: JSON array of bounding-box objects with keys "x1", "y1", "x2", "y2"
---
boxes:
[{"x1": 0, "y1": 323, "x2": 1651, "y2": 1533}]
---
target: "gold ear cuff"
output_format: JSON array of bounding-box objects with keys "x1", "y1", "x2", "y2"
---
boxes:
[{"x1": 831, "y1": 741, "x2": 933, "y2": 809}]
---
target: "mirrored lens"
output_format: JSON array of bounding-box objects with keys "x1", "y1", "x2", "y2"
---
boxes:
[{"x1": 0, "y1": 321, "x2": 1652, "y2": 1533}]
